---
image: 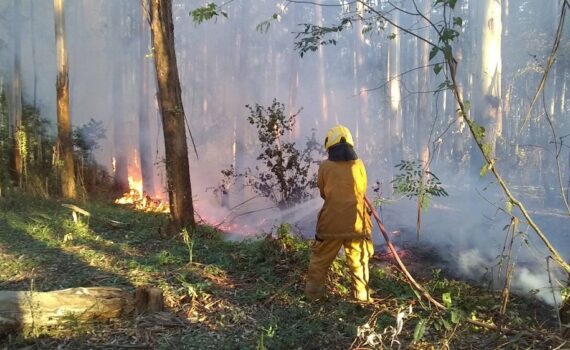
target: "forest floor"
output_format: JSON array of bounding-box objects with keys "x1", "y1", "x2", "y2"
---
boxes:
[{"x1": 0, "y1": 192, "x2": 567, "y2": 349}]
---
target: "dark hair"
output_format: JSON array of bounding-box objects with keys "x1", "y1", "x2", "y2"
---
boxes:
[{"x1": 328, "y1": 141, "x2": 358, "y2": 161}]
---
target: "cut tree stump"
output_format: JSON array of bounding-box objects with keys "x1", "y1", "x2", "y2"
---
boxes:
[
  {"x1": 0, "y1": 286, "x2": 162, "y2": 335},
  {"x1": 135, "y1": 286, "x2": 164, "y2": 314}
]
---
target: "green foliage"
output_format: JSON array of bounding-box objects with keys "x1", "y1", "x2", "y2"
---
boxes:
[
  {"x1": 73, "y1": 118, "x2": 106, "y2": 163},
  {"x1": 190, "y1": 3, "x2": 227, "y2": 24},
  {"x1": 224, "y1": 99, "x2": 323, "y2": 209},
  {"x1": 180, "y1": 228, "x2": 193, "y2": 263},
  {"x1": 466, "y1": 119, "x2": 485, "y2": 143},
  {"x1": 294, "y1": 19, "x2": 351, "y2": 57},
  {"x1": 154, "y1": 250, "x2": 183, "y2": 266},
  {"x1": 20, "y1": 102, "x2": 55, "y2": 194},
  {"x1": 0, "y1": 90, "x2": 10, "y2": 191},
  {"x1": 391, "y1": 160, "x2": 448, "y2": 210},
  {"x1": 413, "y1": 318, "x2": 427, "y2": 342},
  {"x1": 434, "y1": 0, "x2": 458, "y2": 10},
  {"x1": 0, "y1": 194, "x2": 561, "y2": 348}
]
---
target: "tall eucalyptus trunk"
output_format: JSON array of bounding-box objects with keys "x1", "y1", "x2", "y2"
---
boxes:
[
  {"x1": 112, "y1": 2, "x2": 130, "y2": 195},
  {"x1": 149, "y1": 0, "x2": 195, "y2": 230},
  {"x1": 417, "y1": 0, "x2": 431, "y2": 166},
  {"x1": 53, "y1": 0, "x2": 76, "y2": 199},
  {"x1": 315, "y1": 4, "x2": 329, "y2": 125},
  {"x1": 388, "y1": 10, "x2": 403, "y2": 163},
  {"x1": 9, "y1": 0, "x2": 23, "y2": 187},
  {"x1": 139, "y1": 4, "x2": 155, "y2": 196},
  {"x1": 474, "y1": 0, "x2": 502, "y2": 161},
  {"x1": 353, "y1": 1, "x2": 369, "y2": 148}
]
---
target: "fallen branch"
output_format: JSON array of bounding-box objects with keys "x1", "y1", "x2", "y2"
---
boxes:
[
  {"x1": 365, "y1": 195, "x2": 508, "y2": 334},
  {"x1": 62, "y1": 203, "x2": 91, "y2": 223},
  {"x1": 365, "y1": 195, "x2": 445, "y2": 310}
]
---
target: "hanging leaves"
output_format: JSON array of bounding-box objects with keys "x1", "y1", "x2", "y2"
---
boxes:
[
  {"x1": 190, "y1": 3, "x2": 227, "y2": 24},
  {"x1": 293, "y1": 18, "x2": 351, "y2": 57},
  {"x1": 391, "y1": 160, "x2": 448, "y2": 210}
]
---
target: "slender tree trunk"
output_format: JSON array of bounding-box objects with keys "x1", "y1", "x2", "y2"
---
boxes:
[
  {"x1": 9, "y1": 0, "x2": 23, "y2": 187},
  {"x1": 54, "y1": 0, "x2": 76, "y2": 199},
  {"x1": 149, "y1": 0, "x2": 195, "y2": 230},
  {"x1": 417, "y1": 0, "x2": 431, "y2": 166},
  {"x1": 389, "y1": 11, "x2": 403, "y2": 163},
  {"x1": 288, "y1": 3, "x2": 300, "y2": 138},
  {"x1": 353, "y1": 1, "x2": 369, "y2": 149},
  {"x1": 139, "y1": 5, "x2": 155, "y2": 196},
  {"x1": 315, "y1": 4, "x2": 329, "y2": 125},
  {"x1": 112, "y1": 3, "x2": 129, "y2": 195},
  {"x1": 477, "y1": 0, "x2": 502, "y2": 157}
]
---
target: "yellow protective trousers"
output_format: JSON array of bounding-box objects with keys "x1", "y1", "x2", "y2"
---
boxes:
[{"x1": 305, "y1": 238, "x2": 374, "y2": 301}]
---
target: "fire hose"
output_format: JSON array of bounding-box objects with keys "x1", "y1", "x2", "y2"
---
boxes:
[{"x1": 364, "y1": 194, "x2": 446, "y2": 310}]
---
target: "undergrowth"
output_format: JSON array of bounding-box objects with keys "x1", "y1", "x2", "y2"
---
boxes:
[{"x1": 0, "y1": 192, "x2": 565, "y2": 349}]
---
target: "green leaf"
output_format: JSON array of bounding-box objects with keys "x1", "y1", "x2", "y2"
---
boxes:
[
  {"x1": 442, "y1": 44, "x2": 453, "y2": 59},
  {"x1": 479, "y1": 163, "x2": 489, "y2": 177},
  {"x1": 413, "y1": 318, "x2": 428, "y2": 342},
  {"x1": 453, "y1": 16, "x2": 463, "y2": 27},
  {"x1": 450, "y1": 309, "x2": 460, "y2": 324},
  {"x1": 429, "y1": 46, "x2": 439, "y2": 61},
  {"x1": 482, "y1": 143, "x2": 493, "y2": 158},
  {"x1": 442, "y1": 292, "x2": 452, "y2": 308},
  {"x1": 449, "y1": 0, "x2": 457, "y2": 9},
  {"x1": 433, "y1": 63, "x2": 442, "y2": 75},
  {"x1": 190, "y1": 3, "x2": 222, "y2": 24},
  {"x1": 505, "y1": 201, "x2": 513, "y2": 213}
]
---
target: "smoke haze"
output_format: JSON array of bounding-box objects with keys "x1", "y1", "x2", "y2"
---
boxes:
[{"x1": 1, "y1": 0, "x2": 569, "y2": 305}]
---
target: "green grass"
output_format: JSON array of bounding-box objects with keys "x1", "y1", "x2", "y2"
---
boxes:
[{"x1": 0, "y1": 192, "x2": 564, "y2": 349}]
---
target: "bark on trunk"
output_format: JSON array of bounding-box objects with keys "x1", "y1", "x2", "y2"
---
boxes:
[
  {"x1": 315, "y1": 4, "x2": 329, "y2": 125},
  {"x1": 0, "y1": 287, "x2": 133, "y2": 335},
  {"x1": 417, "y1": 0, "x2": 431, "y2": 164},
  {"x1": 9, "y1": 0, "x2": 23, "y2": 187},
  {"x1": 54, "y1": 0, "x2": 76, "y2": 199},
  {"x1": 149, "y1": 0, "x2": 195, "y2": 230},
  {"x1": 478, "y1": 0, "x2": 502, "y2": 157},
  {"x1": 561, "y1": 276, "x2": 570, "y2": 337},
  {"x1": 112, "y1": 2, "x2": 130, "y2": 196},
  {"x1": 388, "y1": 11, "x2": 403, "y2": 163},
  {"x1": 139, "y1": 5, "x2": 155, "y2": 196}
]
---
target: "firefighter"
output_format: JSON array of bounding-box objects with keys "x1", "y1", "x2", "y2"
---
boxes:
[{"x1": 305, "y1": 125, "x2": 374, "y2": 302}]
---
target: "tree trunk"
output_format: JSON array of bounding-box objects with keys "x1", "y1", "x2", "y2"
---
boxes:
[
  {"x1": 561, "y1": 276, "x2": 570, "y2": 337},
  {"x1": 112, "y1": 2, "x2": 130, "y2": 196},
  {"x1": 9, "y1": 0, "x2": 23, "y2": 187},
  {"x1": 139, "y1": 5, "x2": 155, "y2": 196},
  {"x1": 54, "y1": 0, "x2": 76, "y2": 199},
  {"x1": 388, "y1": 11, "x2": 403, "y2": 163},
  {"x1": 417, "y1": 0, "x2": 431, "y2": 166},
  {"x1": 315, "y1": 4, "x2": 329, "y2": 125},
  {"x1": 477, "y1": 0, "x2": 502, "y2": 158},
  {"x1": 149, "y1": 0, "x2": 195, "y2": 231},
  {"x1": 0, "y1": 287, "x2": 133, "y2": 335},
  {"x1": 353, "y1": 1, "x2": 369, "y2": 149},
  {"x1": 288, "y1": 3, "x2": 300, "y2": 138}
]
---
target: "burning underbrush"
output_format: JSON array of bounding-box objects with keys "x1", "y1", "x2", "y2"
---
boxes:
[
  {"x1": 114, "y1": 174, "x2": 170, "y2": 213},
  {"x1": 114, "y1": 189, "x2": 170, "y2": 213}
]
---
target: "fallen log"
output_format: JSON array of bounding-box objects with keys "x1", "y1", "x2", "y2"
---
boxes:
[{"x1": 0, "y1": 286, "x2": 162, "y2": 335}]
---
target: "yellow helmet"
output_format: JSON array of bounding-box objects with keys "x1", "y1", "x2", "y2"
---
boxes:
[{"x1": 324, "y1": 124, "x2": 354, "y2": 150}]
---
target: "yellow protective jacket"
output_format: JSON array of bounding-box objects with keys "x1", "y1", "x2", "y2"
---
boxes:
[{"x1": 316, "y1": 159, "x2": 372, "y2": 240}]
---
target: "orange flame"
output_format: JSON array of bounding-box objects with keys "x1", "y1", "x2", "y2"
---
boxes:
[{"x1": 114, "y1": 150, "x2": 169, "y2": 213}]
